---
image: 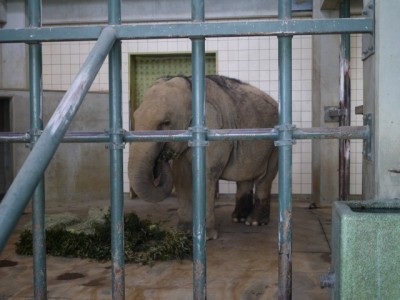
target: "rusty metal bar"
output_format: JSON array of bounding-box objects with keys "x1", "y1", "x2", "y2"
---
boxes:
[
  {"x1": 277, "y1": 0, "x2": 293, "y2": 298},
  {"x1": 339, "y1": 0, "x2": 351, "y2": 201}
]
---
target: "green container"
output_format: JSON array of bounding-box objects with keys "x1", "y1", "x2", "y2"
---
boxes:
[{"x1": 331, "y1": 200, "x2": 400, "y2": 300}]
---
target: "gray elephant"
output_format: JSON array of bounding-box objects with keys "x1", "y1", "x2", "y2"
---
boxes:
[{"x1": 128, "y1": 75, "x2": 278, "y2": 239}]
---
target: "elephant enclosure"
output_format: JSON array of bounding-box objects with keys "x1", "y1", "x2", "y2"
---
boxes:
[{"x1": 0, "y1": 195, "x2": 331, "y2": 299}]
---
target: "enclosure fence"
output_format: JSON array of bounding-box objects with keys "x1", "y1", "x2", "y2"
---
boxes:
[{"x1": 0, "y1": 0, "x2": 373, "y2": 299}]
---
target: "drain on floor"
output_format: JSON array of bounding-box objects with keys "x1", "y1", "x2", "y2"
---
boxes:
[
  {"x1": 57, "y1": 272, "x2": 85, "y2": 280},
  {"x1": 0, "y1": 259, "x2": 18, "y2": 267}
]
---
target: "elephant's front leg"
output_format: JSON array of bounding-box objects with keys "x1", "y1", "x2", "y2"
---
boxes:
[
  {"x1": 173, "y1": 158, "x2": 193, "y2": 233},
  {"x1": 205, "y1": 179, "x2": 218, "y2": 240}
]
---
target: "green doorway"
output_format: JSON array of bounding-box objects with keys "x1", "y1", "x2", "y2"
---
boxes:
[{"x1": 129, "y1": 53, "x2": 217, "y2": 129}]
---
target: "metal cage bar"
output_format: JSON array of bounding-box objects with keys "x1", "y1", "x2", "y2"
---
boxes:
[
  {"x1": 191, "y1": 1, "x2": 207, "y2": 298},
  {"x1": 28, "y1": 0, "x2": 46, "y2": 298},
  {"x1": 339, "y1": 0, "x2": 351, "y2": 201},
  {"x1": 0, "y1": 18, "x2": 373, "y2": 43},
  {"x1": 277, "y1": 0, "x2": 293, "y2": 298},
  {"x1": 108, "y1": 0, "x2": 125, "y2": 299},
  {"x1": 0, "y1": 126, "x2": 370, "y2": 144}
]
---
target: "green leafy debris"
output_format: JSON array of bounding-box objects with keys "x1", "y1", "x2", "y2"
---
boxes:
[{"x1": 15, "y1": 210, "x2": 192, "y2": 264}]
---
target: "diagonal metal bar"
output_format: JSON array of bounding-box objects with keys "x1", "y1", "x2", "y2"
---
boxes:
[
  {"x1": 0, "y1": 26, "x2": 117, "y2": 253},
  {"x1": 0, "y1": 18, "x2": 373, "y2": 43}
]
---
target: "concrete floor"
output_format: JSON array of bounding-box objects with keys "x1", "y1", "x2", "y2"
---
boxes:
[{"x1": 0, "y1": 195, "x2": 332, "y2": 299}]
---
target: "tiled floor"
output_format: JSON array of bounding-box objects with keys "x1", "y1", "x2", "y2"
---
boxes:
[{"x1": 0, "y1": 195, "x2": 332, "y2": 299}]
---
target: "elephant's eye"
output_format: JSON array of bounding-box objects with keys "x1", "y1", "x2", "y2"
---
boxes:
[{"x1": 159, "y1": 120, "x2": 171, "y2": 129}]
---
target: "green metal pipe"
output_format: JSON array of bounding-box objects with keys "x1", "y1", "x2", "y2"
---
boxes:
[
  {"x1": 0, "y1": 132, "x2": 30, "y2": 143},
  {"x1": 0, "y1": 126, "x2": 370, "y2": 143},
  {"x1": 278, "y1": 0, "x2": 293, "y2": 299},
  {"x1": 108, "y1": 1, "x2": 125, "y2": 299},
  {"x1": 191, "y1": 0, "x2": 207, "y2": 299},
  {"x1": 0, "y1": 26, "x2": 116, "y2": 253},
  {"x1": 0, "y1": 18, "x2": 373, "y2": 43},
  {"x1": 28, "y1": 0, "x2": 47, "y2": 298},
  {"x1": 30, "y1": 41, "x2": 47, "y2": 300}
]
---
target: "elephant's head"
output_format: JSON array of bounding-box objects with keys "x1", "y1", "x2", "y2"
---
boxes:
[{"x1": 128, "y1": 77, "x2": 192, "y2": 202}]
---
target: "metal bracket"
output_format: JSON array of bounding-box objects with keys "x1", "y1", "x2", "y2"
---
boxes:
[
  {"x1": 274, "y1": 124, "x2": 296, "y2": 147},
  {"x1": 362, "y1": 0, "x2": 375, "y2": 60},
  {"x1": 26, "y1": 129, "x2": 43, "y2": 149},
  {"x1": 105, "y1": 128, "x2": 126, "y2": 150},
  {"x1": 188, "y1": 126, "x2": 209, "y2": 147},
  {"x1": 363, "y1": 113, "x2": 372, "y2": 161},
  {"x1": 324, "y1": 106, "x2": 346, "y2": 123}
]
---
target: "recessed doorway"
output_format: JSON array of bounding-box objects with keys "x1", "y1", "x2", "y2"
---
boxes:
[
  {"x1": 129, "y1": 53, "x2": 217, "y2": 129},
  {"x1": 0, "y1": 97, "x2": 12, "y2": 200}
]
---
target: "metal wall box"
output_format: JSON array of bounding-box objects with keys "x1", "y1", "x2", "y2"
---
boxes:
[{"x1": 331, "y1": 200, "x2": 400, "y2": 299}]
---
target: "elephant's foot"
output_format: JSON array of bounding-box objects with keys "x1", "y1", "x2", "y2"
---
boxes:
[
  {"x1": 178, "y1": 220, "x2": 218, "y2": 240},
  {"x1": 206, "y1": 228, "x2": 218, "y2": 240},
  {"x1": 245, "y1": 198, "x2": 270, "y2": 226},
  {"x1": 232, "y1": 193, "x2": 254, "y2": 223}
]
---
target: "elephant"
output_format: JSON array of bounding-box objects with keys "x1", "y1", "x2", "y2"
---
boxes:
[{"x1": 128, "y1": 75, "x2": 278, "y2": 240}]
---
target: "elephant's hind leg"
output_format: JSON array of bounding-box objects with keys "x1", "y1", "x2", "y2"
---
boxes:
[
  {"x1": 232, "y1": 181, "x2": 254, "y2": 223},
  {"x1": 246, "y1": 148, "x2": 278, "y2": 226}
]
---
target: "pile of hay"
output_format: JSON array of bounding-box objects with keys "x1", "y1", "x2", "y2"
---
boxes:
[{"x1": 16, "y1": 208, "x2": 192, "y2": 264}]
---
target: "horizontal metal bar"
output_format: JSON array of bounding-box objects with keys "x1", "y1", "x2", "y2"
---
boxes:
[
  {"x1": 0, "y1": 126, "x2": 369, "y2": 143},
  {"x1": 123, "y1": 130, "x2": 192, "y2": 142},
  {"x1": 293, "y1": 126, "x2": 369, "y2": 140},
  {"x1": 0, "y1": 132, "x2": 30, "y2": 143},
  {"x1": 0, "y1": 18, "x2": 373, "y2": 43},
  {"x1": 208, "y1": 128, "x2": 278, "y2": 140}
]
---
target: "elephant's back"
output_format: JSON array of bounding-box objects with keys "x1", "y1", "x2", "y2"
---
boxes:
[{"x1": 205, "y1": 75, "x2": 279, "y2": 130}]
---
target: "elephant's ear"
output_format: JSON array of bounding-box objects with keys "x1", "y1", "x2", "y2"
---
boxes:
[{"x1": 205, "y1": 102, "x2": 223, "y2": 129}]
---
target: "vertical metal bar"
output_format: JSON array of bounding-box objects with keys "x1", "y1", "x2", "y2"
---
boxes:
[
  {"x1": 0, "y1": 27, "x2": 116, "y2": 253},
  {"x1": 28, "y1": 0, "x2": 47, "y2": 298},
  {"x1": 339, "y1": 0, "x2": 351, "y2": 201},
  {"x1": 278, "y1": 0, "x2": 293, "y2": 299},
  {"x1": 108, "y1": 1, "x2": 124, "y2": 299},
  {"x1": 191, "y1": 0, "x2": 207, "y2": 299}
]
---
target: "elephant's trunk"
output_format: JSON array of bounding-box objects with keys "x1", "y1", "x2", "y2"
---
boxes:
[{"x1": 128, "y1": 143, "x2": 173, "y2": 203}]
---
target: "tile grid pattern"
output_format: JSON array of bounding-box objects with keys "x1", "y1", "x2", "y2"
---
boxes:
[{"x1": 41, "y1": 34, "x2": 363, "y2": 195}]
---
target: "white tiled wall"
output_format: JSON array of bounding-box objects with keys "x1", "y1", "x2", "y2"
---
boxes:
[
  {"x1": 350, "y1": 34, "x2": 363, "y2": 195},
  {"x1": 41, "y1": 34, "x2": 363, "y2": 196}
]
